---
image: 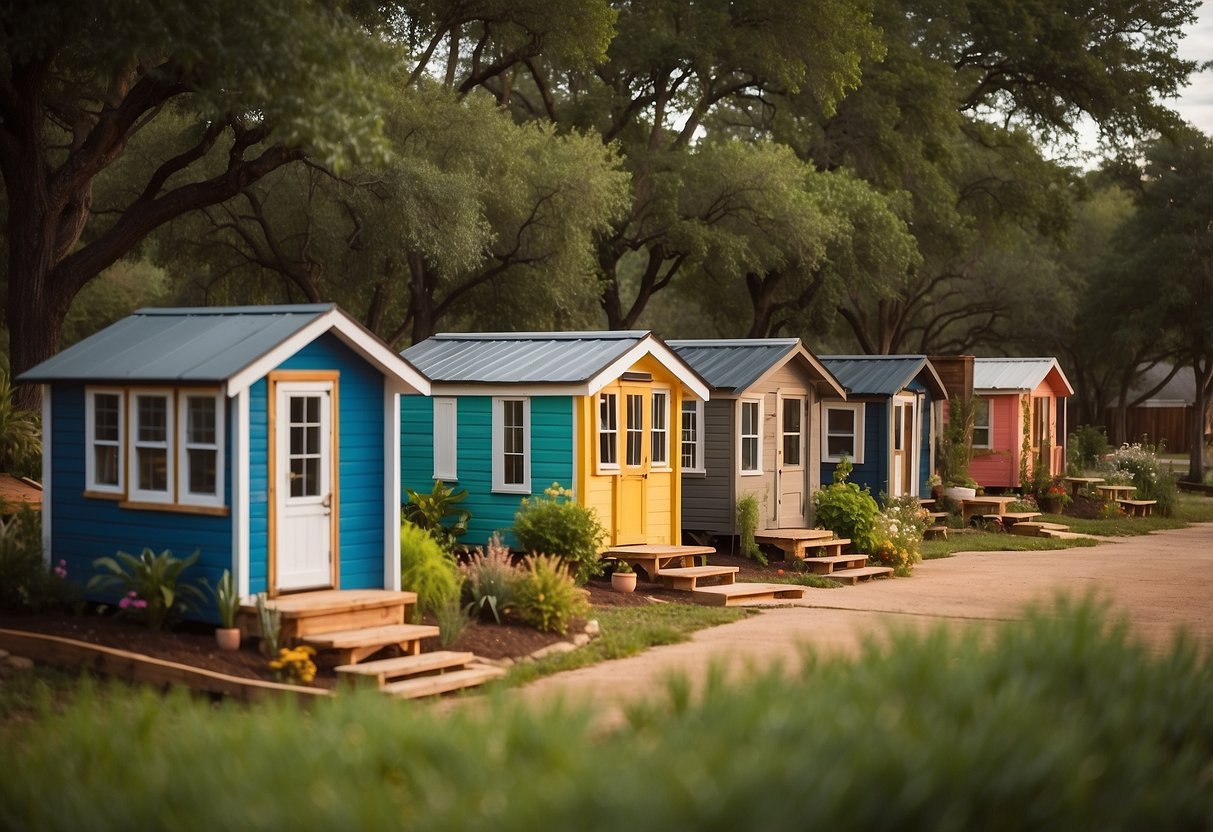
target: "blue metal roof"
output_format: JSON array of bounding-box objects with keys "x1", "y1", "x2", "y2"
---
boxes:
[
  {"x1": 668, "y1": 339, "x2": 844, "y2": 399},
  {"x1": 819, "y1": 355, "x2": 947, "y2": 398},
  {"x1": 404, "y1": 331, "x2": 649, "y2": 384}
]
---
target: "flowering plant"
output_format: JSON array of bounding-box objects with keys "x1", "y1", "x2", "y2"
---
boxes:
[
  {"x1": 269, "y1": 645, "x2": 317, "y2": 685},
  {"x1": 88, "y1": 547, "x2": 207, "y2": 630}
]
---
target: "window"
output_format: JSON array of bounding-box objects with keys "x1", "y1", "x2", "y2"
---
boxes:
[
  {"x1": 432, "y1": 398, "x2": 458, "y2": 480},
  {"x1": 681, "y1": 400, "x2": 704, "y2": 473},
  {"x1": 823, "y1": 404, "x2": 864, "y2": 463},
  {"x1": 625, "y1": 393, "x2": 644, "y2": 467},
  {"x1": 972, "y1": 397, "x2": 992, "y2": 448},
  {"x1": 179, "y1": 392, "x2": 224, "y2": 507},
  {"x1": 492, "y1": 398, "x2": 530, "y2": 493},
  {"x1": 598, "y1": 392, "x2": 618, "y2": 470},
  {"x1": 739, "y1": 399, "x2": 761, "y2": 474},
  {"x1": 86, "y1": 389, "x2": 124, "y2": 494},
  {"x1": 651, "y1": 391, "x2": 669, "y2": 468},
  {"x1": 1032, "y1": 396, "x2": 1050, "y2": 447},
  {"x1": 781, "y1": 397, "x2": 802, "y2": 467},
  {"x1": 129, "y1": 390, "x2": 174, "y2": 502}
]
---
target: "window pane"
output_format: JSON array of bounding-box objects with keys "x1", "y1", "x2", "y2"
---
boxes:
[
  {"x1": 742, "y1": 438, "x2": 757, "y2": 471},
  {"x1": 973, "y1": 398, "x2": 990, "y2": 425},
  {"x1": 305, "y1": 424, "x2": 320, "y2": 455},
  {"x1": 783, "y1": 433, "x2": 800, "y2": 467},
  {"x1": 893, "y1": 406, "x2": 903, "y2": 451},
  {"x1": 783, "y1": 399, "x2": 801, "y2": 466},
  {"x1": 827, "y1": 436, "x2": 854, "y2": 458},
  {"x1": 599, "y1": 394, "x2": 617, "y2": 465},
  {"x1": 95, "y1": 446, "x2": 120, "y2": 486},
  {"x1": 187, "y1": 397, "x2": 216, "y2": 444},
  {"x1": 137, "y1": 397, "x2": 167, "y2": 442},
  {"x1": 973, "y1": 427, "x2": 990, "y2": 446},
  {"x1": 827, "y1": 408, "x2": 853, "y2": 433},
  {"x1": 290, "y1": 397, "x2": 304, "y2": 422},
  {"x1": 626, "y1": 394, "x2": 643, "y2": 466},
  {"x1": 188, "y1": 449, "x2": 217, "y2": 494},
  {"x1": 681, "y1": 405, "x2": 697, "y2": 469},
  {"x1": 505, "y1": 455, "x2": 523, "y2": 485},
  {"x1": 94, "y1": 394, "x2": 120, "y2": 442},
  {"x1": 138, "y1": 447, "x2": 168, "y2": 491}
]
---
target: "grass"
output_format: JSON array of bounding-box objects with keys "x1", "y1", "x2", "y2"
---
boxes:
[
  {"x1": 922, "y1": 531, "x2": 1099, "y2": 560},
  {"x1": 1044, "y1": 492, "x2": 1213, "y2": 537},
  {"x1": 771, "y1": 573, "x2": 843, "y2": 589},
  {"x1": 503, "y1": 603, "x2": 749, "y2": 687}
]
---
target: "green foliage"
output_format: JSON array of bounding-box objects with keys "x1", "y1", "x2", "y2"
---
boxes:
[
  {"x1": 399, "y1": 521, "x2": 462, "y2": 622},
  {"x1": 0, "y1": 372, "x2": 41, "y2": 478},
  {"x1": 1102, "y1": 442, "x2": 1179, "y2": 516},
  {"x1": 868, "y1": 495, "x2": 927, "y2": 576},
  {"x1": 922, "y1": 531, "x2": 1099, "y2": 559},
  {"x1": 1068, "y1": 425, "x2": 1110, "y2": 472},
  {"x1": 812, "y1": 461, "x2": 880, "y2": 553},
  {"x1": 939, "y1": 397, "x2": 976, "y2": 487},
  {"x1": 403, "y1": 479, "x2": 471, "y2": 551},
  {"x1": 5, "y1": 599, "x2": 1213, "y2": 830},
  {"x1": 433, "y1": 596, "x2": 472, "y2": 649},
  {"x1": 512, "y1": 483, "x2": 607, "y2": 586},
  {"x1": 513, "y1": 554, "x2": 588, "y2": 635},
  {"x1": 735, "y1": 494, "x2": 765, "y2": 565},
  {"x1": 611, "y1": 557, "x2": 633, "y2": 574},
  {"x1": 87, "y1": 548, "x2": 206, "y2": 631},
  {"x1": 0, "y1": 507, "x2": 69, "y2": 612},
  {"x1": 255, "y1": 593, "x2": 282, "y2": 658},
  {"x1": 461, "y1": 534, "x2": 519, "y2": 625},
  {"x1": 207, "y1": 570, "x2": 240, "y2": 629}
]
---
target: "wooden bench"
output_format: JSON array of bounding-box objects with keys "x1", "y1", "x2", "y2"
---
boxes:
[
  {"x1": 657, "y1": 565, "x2": 739, "y2": 591},
  {"x1": 1118, "y1": 498, "x2": 1157, "y2": 517},
  {"x1": 924, "y1": 525, "x2": 948, "y2": 541}
]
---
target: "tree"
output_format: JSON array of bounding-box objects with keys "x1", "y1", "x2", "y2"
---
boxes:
[{"x1": 0, "y1": 0, "x2": 396, "y2": 406}]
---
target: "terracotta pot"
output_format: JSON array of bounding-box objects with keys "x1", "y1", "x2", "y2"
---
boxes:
[
  {"x1": 215, "y1": 627, "x2": 242, "y2": 651},
  {"x1": 611, "y1": 572, "x2": 637, "y2": 593},
  {"x1": 1038, "y1": 496, "x2": 1063, "y2": 514}
]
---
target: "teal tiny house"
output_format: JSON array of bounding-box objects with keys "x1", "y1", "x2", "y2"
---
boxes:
[{"x1": 18, "y1": 305, "x2": 430, "y2": 620}]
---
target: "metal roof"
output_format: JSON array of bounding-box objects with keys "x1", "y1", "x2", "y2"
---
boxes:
[
  {"x1": 404, "y1": 331, "x2": 710, "y2": 399},
  {"x1": 1126, "y1": 362, "x2": 1195, "y2": 405},
  {"x1": 818, "y1": 355, "x2": 948, "y2": 398},
  {"x1": 972, "y1": 357, "x2": 1074, "y2": 395},
  {"x1": 18, "y1": 305, "x2": 431, "y2": 395},
  {"x1": 668, "y1": 339, "x2": 845, "y2": 398}
]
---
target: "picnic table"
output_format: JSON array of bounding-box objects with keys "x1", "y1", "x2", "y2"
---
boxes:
[
  {"x1": 1096, "y1": 484, "x2": 1136, "y2": 501},
  {"x1": 1063, "y1": 476, "x2": 1105, "y2": 498},
  {"x1": 960, "y1": 495, "x2": 1019, "y2": 527}
]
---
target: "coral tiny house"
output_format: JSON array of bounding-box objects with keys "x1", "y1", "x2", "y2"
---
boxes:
[
  {"x1": 401, "y1": 331, "x2": 709, "y2": 550},
  {"x1": 968, "y1": 358, "x2": 1074, "y2": 490},
  {"x1": 817, "y1": 356, "x2": 949, "y2": 499},
  {"x1": 668, "y1": 338, "x2": 846, "y2": 536},
  {"x1": 18, "y1": 305, "x2": 430, "y2": 620}
]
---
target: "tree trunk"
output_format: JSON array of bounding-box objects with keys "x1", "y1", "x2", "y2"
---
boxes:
[{"x1": 1189, "y1": 359, "x2": 1211, "y2": 483}]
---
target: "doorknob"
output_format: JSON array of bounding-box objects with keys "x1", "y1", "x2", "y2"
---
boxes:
[{"x1": 322, "y1": 493, "x2": 332, "y2": 508}]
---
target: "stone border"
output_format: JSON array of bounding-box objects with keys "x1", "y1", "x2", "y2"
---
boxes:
[{"x1": 478, "y1": 618, "x2": 601, "y2": 668}]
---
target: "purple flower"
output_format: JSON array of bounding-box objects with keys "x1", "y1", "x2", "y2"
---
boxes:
[
  {"x1": 53, "y1": 559, "x2": 67, "y2": 579},
  {"x1": 119, "y1": 590, "x2": 147, "y2": 610}
]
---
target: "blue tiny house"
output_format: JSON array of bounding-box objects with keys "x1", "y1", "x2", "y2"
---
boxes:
[
  {"x1": 401, "y1": 332, "x2": 710, "y2": 550},
  {"x1": 19, "y1": 305, "x2": 430, "y2": 620},
  {"x1": 817, "y1": 356, "x2": 948, "y2": 498}
]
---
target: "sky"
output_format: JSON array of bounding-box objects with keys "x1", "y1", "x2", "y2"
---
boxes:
[{"x1": 1169, "y1": 1, "x2": 1213, "y2": 134}]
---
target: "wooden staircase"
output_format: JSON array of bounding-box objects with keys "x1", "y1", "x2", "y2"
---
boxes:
[
  {"x1": 755, "y1": 529, "x2": 894, "y2": 585},
  {"x1": 335, "y1": 651, "x2": 506, "y2": 699},
  {"x1": 606, "y1": 545, "x2": 808, "y2": 606},
  {"x1": 1009, "y1": 520, "x2": 1077, "y2": 539}
]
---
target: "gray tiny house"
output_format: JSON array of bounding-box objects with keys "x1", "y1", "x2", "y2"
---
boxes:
[{"x1": 669, "y1": 339, "x2": 846, "y2": 537}]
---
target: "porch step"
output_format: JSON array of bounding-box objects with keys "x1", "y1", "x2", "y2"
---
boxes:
[
  {"x1": 803, "y1": 554, "x2": 868, "y2": 575},
  {"x1": 303, "y1": 623, "x2": 439, "y2": 665},
  {"x1": 657, "y1": 565, "x2": 739, "y2": 591},
  {"x1": 1118, "y1": 498, "x2": 1157, "y2": 517},
  {"x1": 827, "y1": 566, "x2": 894, "y2": 585},
  {"x1": 1040, "y1": 529, "x2": 1087, "y2": 540},
  {"x1": 691, "y1": 582, "x2": 807, "y2": 607},
  {"x1": 755, "y1": 529, "x2": 837, "y2": 560},
  {"x1": 238, "y1": 589, "x2": 416, "y2": 641},
  {"x1": 335, "y1": 650, "x2": 475, "y2": 688},
  {"x1": 1010, "y1": 522, "x2": 1045, "y2": 536},
  {"x1": 383, "y1": 665, "x2": 507, "y2": 700}
]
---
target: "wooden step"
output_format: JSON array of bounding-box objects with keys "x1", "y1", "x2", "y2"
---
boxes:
[
  {"x1": 335, "y1": 650, "x2": 475, "y2": 687},
  {"x1": 803, "y1": 554, "x2": 868, "y2": 575},
  {"x1": 1038, "y1": 521, "x2": 1070, "y2": 531},
  {"x1": 1118, "y1": 498, "x2": 1156, "y2": 517},
  {"x1": 1009, "y1": 522, "x2": 1045, "y2": 536},
  {"x1": 924, "y1": 525, "x2": 948, "y2": 540},
  {"x1": 303, "y1": 623, "x2": 439, "y2": 665},
  {"x1": 383, "y1": 665, "x2": 507, "y2": 699},
  {"x1": 1040, "y1": 529, "x2": 1088, "y2": 540},
  {"x1": 795, "y1": 538, "x2": 850, "y2": 559},
  {"x1": 657, "y1": 565, "x2": 739, "y2": 591},
  {"x1": 827, "y1": 566, "x2": 894, "y2": 585},
  {"x1": 238, "y1": 589, "x2": 416, "y2": 640},
  {"x1": 691, "y1": 582, "x2": 807, "y2": 606}
]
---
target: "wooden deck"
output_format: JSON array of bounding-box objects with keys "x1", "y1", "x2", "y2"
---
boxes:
[
  {"x1": 605, "y1": 544, "x2": 716, "y2": 580},
  {"x1": 691, "y1": 583, "x2": 807, "y2": 606},
  {"x1": 238, "y1": 589, "x2": 417, "y2": 642},
  {"x1": 754, "y1": 528, "x2": 841, "y2": 560}
]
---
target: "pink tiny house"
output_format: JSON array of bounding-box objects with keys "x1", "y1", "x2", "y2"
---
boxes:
[{"x1": 969, "y1": 358, "x2": 1074, "y2": 490}]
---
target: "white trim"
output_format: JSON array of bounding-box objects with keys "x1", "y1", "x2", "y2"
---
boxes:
[
  {"x1": 570, "y1": 398, "x2": 580, "y2": 500},
  {"x1": 823, "y1": 402, "x2": 865, "y2": 464},
  {"x1": 41, "y1": 386, "x2": 51, "y2": 568},
  {"x1": 384, "y1": 383, "x2": 402, "y2": 591},
  {"x1": 597, "y1": 391, "x2": 620, "y2": 473},
  {"x1": 176, "y1": 390, "x2": 225, "y2": 508},
  {"x1": 650, "y1": 388, "x2": 671, "y2": 470},
  {"x1": 226, "y1": 308, "x2": 431, "y2": 397},
  {"x1": 584, "y1": 335, "x2": 710, "y2": 401},
  {"x1": 971, "y1": 395, "x2": 993, "y2": 449},
  {"x1": 127, "y1": 388, "x2": 176, "y2": 504},
  {"x1": 680, "y1": 399, "x2": 705, "y2": 473},
  {"x1": 84, "y1": 386, "x2": 125, "y2": 494},
  {"x1": 432, "y1": 397, "x2": 458, "y2": 480},
  {"x1": 492, "y1": 397, "x2": 531, "y2": 494},
  {"x1": 233, "y1": 388, "x2": 250, "y2": 600},
  {"x1": 738, "y1": 398, "x2": 763, "y2": 475}
]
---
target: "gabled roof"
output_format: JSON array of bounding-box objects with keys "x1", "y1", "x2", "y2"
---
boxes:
[
  {"x1": 1126, "y1": 363, "x2": 1196, "y2": 405},
  {"x1": 18, "y1": 305, "x2": 430, "y2": 396},
  {"x1": 972, "y1": 357, "x2": 1073, "y2": 396},
  {"x1": 404, "y1": 331, "x2": 710, "y2": 399},
  {"x1": 668, "y1": 339, "x2": 846, "y2": 399},
  {"x1": 818, "y1": 355, "x2": 948, "y2": 399}
]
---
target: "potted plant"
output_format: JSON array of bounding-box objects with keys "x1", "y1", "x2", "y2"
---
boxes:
[
  {"x1": 1037, "y1": 479, "x2": 1070, "y2": 514},
  {"x1": 610, "y1": 558, "x2": 637, "y2": 593},
  {"x1": 212, "y1": 569, "x2": 242, "y2": 651}
]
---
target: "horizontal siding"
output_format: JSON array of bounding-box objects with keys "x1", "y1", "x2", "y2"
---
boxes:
[
  {"x1": 681, "y1": 399, "x2": 736, "y2": 535},
  {"x1": 822, "y1": 399, "x2": 887, "y2": 497},
  {"x1": 972, "y1": 395, "x2": 1020, "y2": 488}
]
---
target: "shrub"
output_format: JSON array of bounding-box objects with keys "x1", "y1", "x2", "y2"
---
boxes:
[
  {"x1": 0, "y1": 371, "x2": 42, "y2": 478},
  {"x1": 403, "y1": 479, "x2": 472, "y2": 551},
  {"x1": 512, "y1": 483, "x2": 606, "y2": 585},
  {"x1": 434, "y1": 595, "x2": 473, "y2": 647},
  {"x1": 1104, "y1": 441, "x2": 1178, "y2": 516},
  {"x1": 939, "y1": 396, "x2": 976, "y2": 487},
  {"x1": 868, "y1": 495, "x2": 927, "y2": 576},
  {"x1": 514, "y1": 554, "x2": 589, "y2": 635},
  {"x1": 400, "y1": 521, "x2": 462, "y2": 621},
  {"x1": 255, "y1": 592, "x2": 282, "y2": 658},
  {"x1": 462, "y1": 534, "x2": 519, "y2": 624},
  {"x1": 735, "y1": 494, "x2": 765, "y2": 564},
  {"x1": 812, "y1": 459, "x2": 880, "y2": 553},
  {"x1": 0, "y1": 506, "x2": 66, "y2": 612},
  {"x1": 1068, "y1": 424, "x2": 1109, "y2": 472},
  {"x1": 88, "y1": 547, "x2": 207, "y2": 630}
]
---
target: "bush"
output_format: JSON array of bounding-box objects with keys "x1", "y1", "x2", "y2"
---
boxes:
[
  {"x1": 403, "y1": 479, "x2": 471, "y2": 551},
  {"x1": 0, "y1": 371, "x2": 42, "y2": 478},
  {"x1": 1068, "y1": 424, "x2": 1109, "y2": 473},
  {"x1": 462, "y1": 534, "x2": 519, "y2": 624},
  {"x1": 867, "y1": 495, "x2": 927, "y2": 575},
  {"x1": 400, "y1": 521, "x2": 462, "y2": 621},
  {"x1": 87, "y1": 547, "x2": 206, "y2": 630},
  {"x1": 812, "y1": 459, "x2": 880, "y2": 553},
  {"x1": 1104, "y1": 441, "x2": 1178, "y2": 516},
  {"x1": 514, "y1": 554, "x2": 589, "y2": 635},
  {"x1": 735, "y1": 495, "x2": 765, "y2": 564},
  {"x1": 512, "y1": 483, "x2": 606, "y2": 585},
  {"x1": 0, "y1": 507, "x2": 67, "y2": 612}
]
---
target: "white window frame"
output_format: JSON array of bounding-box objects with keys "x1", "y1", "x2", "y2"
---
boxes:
[
  {"x1": 971, "y1": 396, "x2": 992, "y2": 449},
  {"x1": 177, "y1": 390, "x2": 225, "y2": 508},
  {"x1": 738, "y1": 398, "x2": 763, "y2": 476},
  {"x1": 823, "y1": 403, "x2": 865, "y2": 464},
  {"x1": 85, "y1": 387, "x2": 125, "y2": 495},
  {"x1": 432, "y1": 397, "x2": 458, "y2": 480},
  {"x1": 492, "y1": 397, "x2": 530, "y2": 494},
  {"x1": 651, "y1": 389, "x2": 670, "y2": 470},
  {"x1": 681, "y1": 399, "x2": 705, "y2": 474},
  {"x1": 780, "y1": 395, "x2": 804, "y2": 468},
  {"x1": 597, "y1": 392, "x2": 620, "y2": 472},
  {"x1": 128, "y1": 389, "x2": 175, "y2": 504}
]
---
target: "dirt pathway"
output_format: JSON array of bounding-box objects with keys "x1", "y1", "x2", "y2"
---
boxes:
[{"x1": 490, "y1": 524, "x2": 1213, "y2": 723}]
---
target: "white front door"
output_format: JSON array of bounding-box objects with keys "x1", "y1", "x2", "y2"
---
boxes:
[
  {"x1": 776, "y1": 394, "x2": 808, "y2": 527},
  {"x1": 890, "y1": 394, "x2": 916, "y2": 498},
  {"x1": 274, "y1": 380, "x2": 335, "y2": 592}
]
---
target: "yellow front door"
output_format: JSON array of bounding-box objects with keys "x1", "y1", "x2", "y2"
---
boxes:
[{"x1": 615, "y1": 386, "x2": 649, "y2": 544}]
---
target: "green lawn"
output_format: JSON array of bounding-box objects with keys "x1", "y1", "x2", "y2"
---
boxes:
[
  {"x1": 922, "y1": 531, "x2": 1099, "y2": 560},
  {"x1": 1042, "y1": 492, "x2": 1213, "y2": 537}
]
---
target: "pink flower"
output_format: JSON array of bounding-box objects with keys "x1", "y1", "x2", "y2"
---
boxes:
[
  {"x1": 53, "y1": 559, "x2": 67, "y2": 579},
  {"x1": 119, "y1": 590, "x2": 147, "y2": 610}
]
